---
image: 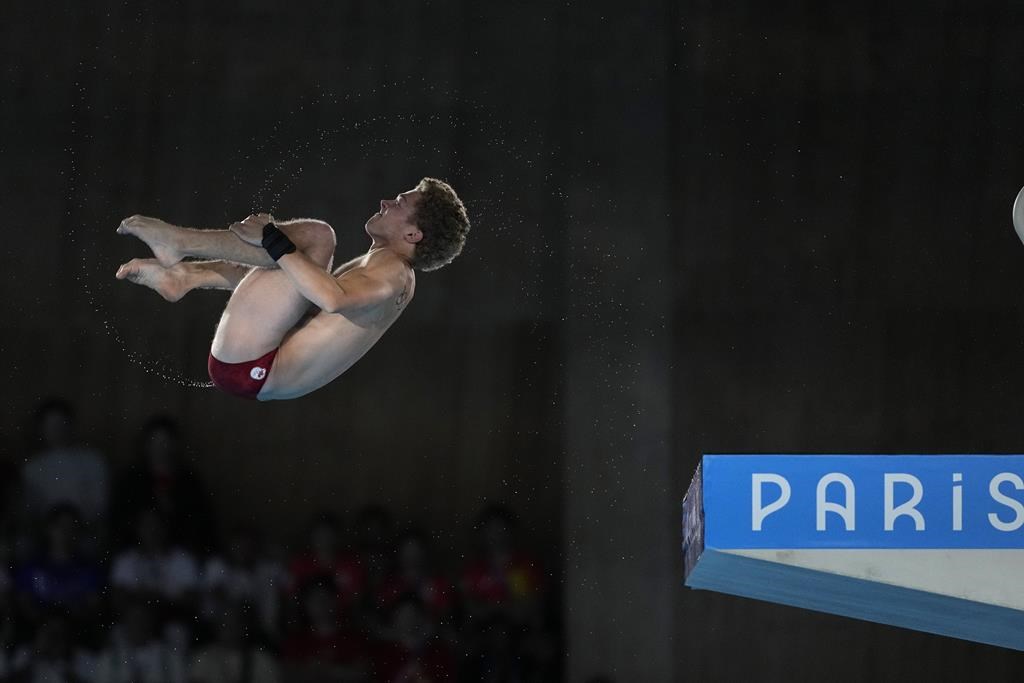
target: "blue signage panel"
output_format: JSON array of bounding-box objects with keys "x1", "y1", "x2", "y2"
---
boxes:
[{"x1": 703, "y1": 455, "x2": 1024, "y2": 549}]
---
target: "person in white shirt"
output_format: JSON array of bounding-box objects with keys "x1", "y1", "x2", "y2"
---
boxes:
[
  {"x1": 21, "y1": 399, "x2": 110, "y2": 529},
  {"x1": 200, "y1": 526, "x2": 286, "y2": 644},
  {"x1": 110, "y1": 508, "x2": 199, "y2": 601},
  {"x1": 109, "y1": 507, "x2": 199, "y2": 650}
]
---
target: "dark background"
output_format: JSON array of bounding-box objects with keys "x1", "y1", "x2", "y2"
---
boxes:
[{"x1": 6, "y1": 0, "x2": 1024, "y2": 681}]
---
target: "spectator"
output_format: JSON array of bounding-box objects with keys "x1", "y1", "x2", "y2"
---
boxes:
[
  {"x1": 370, "y1": 592, "x2": 456, "y2": 683},
  {"x1": 91, "y1": 598, "x2": 187, "y2": 683},
  {"x1": 21, "y1": 398, "x2": 110, "y2": 536},
  {"x1": 5, "y1": 614, "x2": 93, "y2": 683},
  {"x1": 109, "y1": 507, "x2": 200, "y2": 648},
  {"x1": 281, "y1": 577, "x2": 370, "y2": 682},
  {"x1": 110, "y1": 415, "x2": 217, "y2": 554},
  {"x1": 459, "y1": 504, "x2": 551, "y2": 680},
  {"x1": 286, "y1": 512, "x2": 364, "y2": 616},
  {"x1": 13, "y1": 503, "x2": 103, "y2": 633},
  {"x1": 460, "y1": 504, "x2": 544, "y2": 625},
  {"x1": 190, "y1": 602, "x2": 280, "y2": 683},
  {"x1": 375, "y1": 528, "x2": 455, "y2": 626},
  {"x1": 200, "y1": 525, "x2": 286, "y2": 644}
]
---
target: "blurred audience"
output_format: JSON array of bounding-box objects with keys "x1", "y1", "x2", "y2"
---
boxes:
[
  {"x1": 191, "y1": 603, "x2": 279, "y2": 683},
  {"x1": 13, "y1": 503, "x2": 103, "y2": 635},
  {"x1": 91, "y1": 599, "x2": 187, "y2": 683},
  {"x1": 109, "y1": 507, "x2": 199, "y2": 649},
  {"x1": 460, "y1": 504, "x2": 544, "y2": 624},
  {"x1": 374, "y1": 528, "x2": 456, "y2": 632},
  {"x1": 460, "y1": 504, "x2": 554, "y2": 682},
  {"x1": 1, "y1": 399, "x2": 560, "y2": 682},
  {"x1": 354, "y1": 504, "x2": 396, "y2": 612},
  {"x1": 110, "y1": 416, "x2": 216, "y2": 554},
  {"x1": 370, "y1": 592, "x2": 456, "y2": 683},
  {"x1": 5, "y1": 614, "x2": 92, "y2": 683},
  {"x1": 0, "y1": 612, "x2": 15, "y2": 680},
  {"x1": 460, "y1": 613, "x2": 526, "y2": 683},
  {"x1": 200, "y1": 524, "x2": 285, "y2": 644},
  {"x1": 20, "y1": 399, "x2": 109, "y2": 550},
  {"x1": 286, "y1": 512, "x2": 365, "y2": 618},
  {"x1": 281, "y1": 577, "x2": 370, "y2": 682}
]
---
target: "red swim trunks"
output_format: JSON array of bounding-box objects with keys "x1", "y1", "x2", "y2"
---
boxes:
[{"x1": 207, "y1": 348, "x2": 279, "y2": 400}]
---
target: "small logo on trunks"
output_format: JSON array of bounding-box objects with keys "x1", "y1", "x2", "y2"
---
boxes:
[{"x1": 250, "y1": 367, "x2": 267, "y2": 380}]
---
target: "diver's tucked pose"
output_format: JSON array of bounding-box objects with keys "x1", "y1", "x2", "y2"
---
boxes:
[{"x1": 115, "y1": 177, "x2": 470, "y2": 401}]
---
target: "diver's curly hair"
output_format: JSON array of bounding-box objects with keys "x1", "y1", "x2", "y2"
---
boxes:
[{"x1": 410, "y1": 177, "x2": 470, "y2": 272}]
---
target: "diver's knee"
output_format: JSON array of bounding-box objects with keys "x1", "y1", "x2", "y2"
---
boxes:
[
  {"x1": 291, "y1": 220, "x2": 336, "y2": 265},
  {"x1": 302, "y1": 220, "x2": 336, "y2": 249},
  {"x1": 271, "y1": 220, "x2": 334, "y2": 267}
]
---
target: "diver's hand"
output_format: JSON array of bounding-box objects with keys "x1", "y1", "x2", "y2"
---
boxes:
[{"x1": 229, "y1": 213, "x2": 275, "y2": 246}]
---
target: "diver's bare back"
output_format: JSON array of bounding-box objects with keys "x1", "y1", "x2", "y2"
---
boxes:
[{"x1": 261, "y1": 250, "x2": 415, "y2": 400}]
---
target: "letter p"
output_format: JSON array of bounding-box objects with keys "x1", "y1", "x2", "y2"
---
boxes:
[{"x1": 752, "y1": 473, "x2": 791, "y2": 531}]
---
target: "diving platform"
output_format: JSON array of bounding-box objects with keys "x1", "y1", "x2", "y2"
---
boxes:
[{"x1": 682, "y1": 455, "x2": 1024, "y2": 650}]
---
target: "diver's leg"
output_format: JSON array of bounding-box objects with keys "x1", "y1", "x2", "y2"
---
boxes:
[
  {"x1": 207, "y1": 223, "x2": 337, "y2": 363},
  {"x1": 116, "y1": 259, "x2": 251, "y2": 302},
  {"x1": 117, "y1": 215, "x2": 329, "y2": 268}
]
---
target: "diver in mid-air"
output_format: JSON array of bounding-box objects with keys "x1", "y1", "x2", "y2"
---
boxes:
[{"x1": 115, "y1": 177, "x2": 470, "y2": 400}]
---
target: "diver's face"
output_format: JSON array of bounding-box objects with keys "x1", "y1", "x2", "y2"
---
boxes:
[{"x1": 365, "y1": 188, "x2": 422, "y2": 239}]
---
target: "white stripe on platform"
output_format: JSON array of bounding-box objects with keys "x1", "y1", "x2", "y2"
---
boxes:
[{"x1": 723, "y1": 548, "x2": 1024, "y2": 611}]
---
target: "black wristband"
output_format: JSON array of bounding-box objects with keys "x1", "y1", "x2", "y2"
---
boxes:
[{"x1": 261, "y1": 223, "x2": 296, "y2": 261}]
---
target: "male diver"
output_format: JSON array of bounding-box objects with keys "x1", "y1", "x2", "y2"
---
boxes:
[{"x1": 115, "y1": 177, "x2": 469, "y2": 400}]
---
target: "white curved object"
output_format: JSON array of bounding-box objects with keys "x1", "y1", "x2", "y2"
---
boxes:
[{"x1": 1013, "y1": 185, "x2": 1024, "y2": 245}]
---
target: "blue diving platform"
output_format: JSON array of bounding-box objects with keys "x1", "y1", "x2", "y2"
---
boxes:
[{"x1": 682, "y1": 455, "x2": 1024, "y2": 650}]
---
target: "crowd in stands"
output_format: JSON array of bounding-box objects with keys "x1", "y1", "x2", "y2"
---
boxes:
[{"x1": 0, "y1": 399, "x2": 560, "y2": 682}]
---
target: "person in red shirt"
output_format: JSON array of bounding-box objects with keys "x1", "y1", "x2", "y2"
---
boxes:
[
  {"x1": 286, "y1": 512, "x2": 365, "y2": 615},
  {"x1": 281, "y1": 577, "x2": 371, "y2": 680},
  {"x1": 459, "y1": 505, "x2": 558, "y2": 682},
  {"x1": 459, "y1": 504, "x2": 544, "y2": 625},
  {"x1": 370, "y1": 592, "x2": 456, "y2": 683},
  {"x1": 375, "y1": 528, "x2": 455, "y2": 624},
  {"x1": 110, "y1": 415, "x2": 217, "y2": 554}
]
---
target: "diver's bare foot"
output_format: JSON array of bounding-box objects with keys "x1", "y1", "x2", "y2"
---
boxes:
[
  {"x1": 116, "y1": 215, "x2": 184, "y2": 267},
  {"x1": 115, "y1": 258, "x2": 189, "y2": 302}
]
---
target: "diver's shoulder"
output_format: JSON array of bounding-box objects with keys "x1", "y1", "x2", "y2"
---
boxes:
[{"x1": 365, "y1": 247, "x2": 412, "y2": 272}]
